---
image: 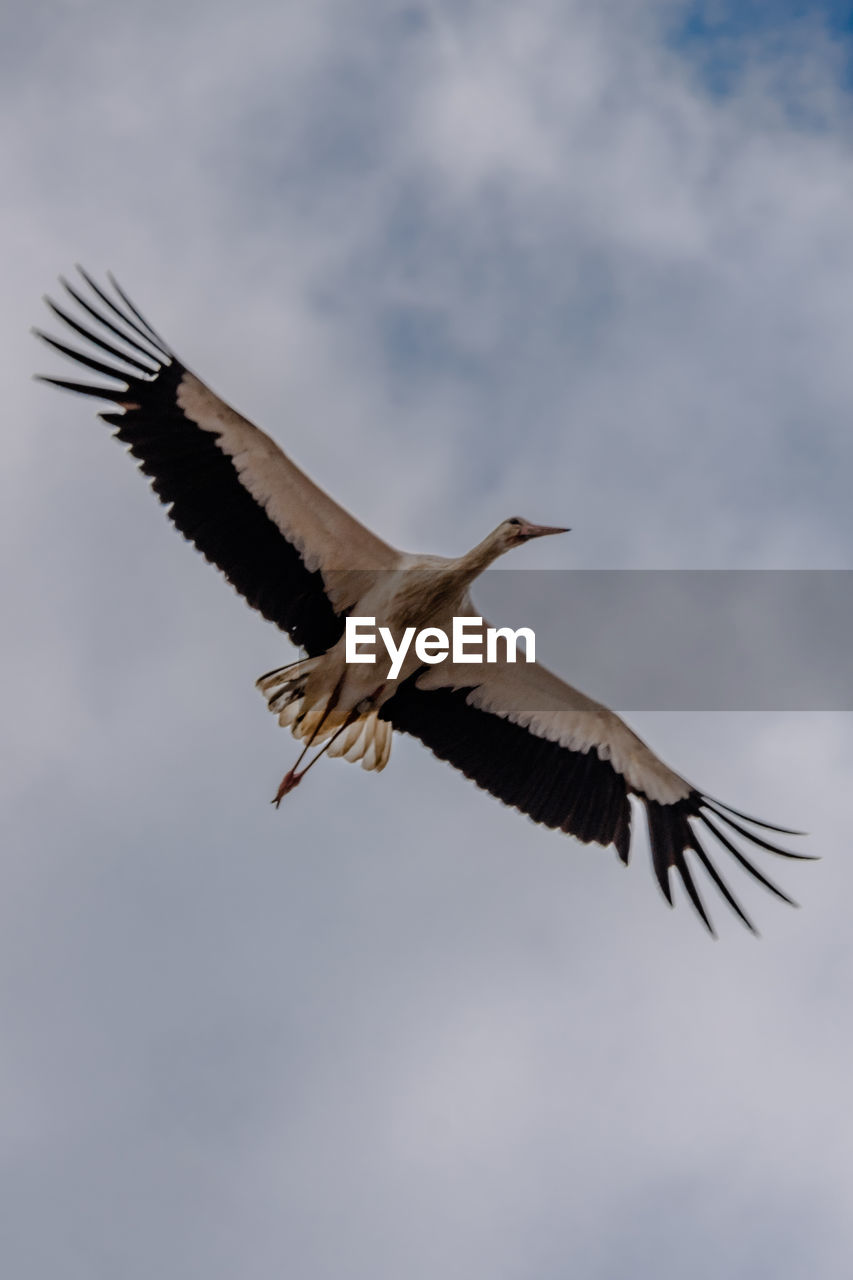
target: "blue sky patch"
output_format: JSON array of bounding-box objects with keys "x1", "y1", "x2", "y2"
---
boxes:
[{"x1": 671, "y1": 0, "x2": 853, "y2": 95}]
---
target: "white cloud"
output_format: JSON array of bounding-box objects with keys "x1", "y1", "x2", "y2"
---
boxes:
[{"x1": 3, "y1": 0, "x2": 853, "y2": 1276}]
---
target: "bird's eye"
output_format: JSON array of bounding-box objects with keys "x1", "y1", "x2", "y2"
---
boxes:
[{"x1": 507, "y1": 518, "x2": 522, "y2": 526}]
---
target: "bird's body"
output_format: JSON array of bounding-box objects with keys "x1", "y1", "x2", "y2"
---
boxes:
[
  {"x1": 259, "y1": 541, "x2": 554, "y2": 784},
  {"x1": 35, "y1": 269, "x2": 811, "y2": 934}
]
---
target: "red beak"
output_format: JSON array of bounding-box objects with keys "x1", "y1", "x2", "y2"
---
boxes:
[{"x1": 519, "y1": 523, "x2": 571, "y2": 539}]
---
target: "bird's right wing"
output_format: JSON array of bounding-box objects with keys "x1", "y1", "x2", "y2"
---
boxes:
[
  {"x1": 380, "y1": 633, "x2": 811, "y2": 934},
  {"x1": 35, "y1": 269, "x2": 400, "y2": 655}
]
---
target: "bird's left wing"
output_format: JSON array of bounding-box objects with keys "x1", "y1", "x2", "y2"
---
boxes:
[
  {"x1": 380, "y1": 626, "x2": 810, "y2": 934},
  {"x1": 35, "y1": 269, "x2": 400, "y2": 655}
]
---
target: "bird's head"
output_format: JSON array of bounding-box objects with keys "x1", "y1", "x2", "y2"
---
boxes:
[{"x1": 495, "y1": 516, "x2": 570, "y2": 551}]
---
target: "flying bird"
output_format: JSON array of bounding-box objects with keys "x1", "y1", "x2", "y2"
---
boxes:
[{"x1": 35, "y1": 268, "x2": 810, "y2": 935}]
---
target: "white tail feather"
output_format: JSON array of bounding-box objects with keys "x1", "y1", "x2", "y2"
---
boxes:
[{"x1": 256, "y1": 661, "x2": 392, "y2": 772}]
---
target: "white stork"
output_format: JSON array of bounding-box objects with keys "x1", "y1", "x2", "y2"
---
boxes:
[{"x1": 35, "y1": 268, "x2": 811, "y2": 935}]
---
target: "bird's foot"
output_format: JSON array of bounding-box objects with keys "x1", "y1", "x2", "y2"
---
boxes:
[{"x1": 271, "y1": 769, "x2": 303, "y2": 807}]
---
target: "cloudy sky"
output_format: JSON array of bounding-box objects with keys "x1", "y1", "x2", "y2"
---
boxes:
[{"x1": 5, "y1": 0, "x2": 853, "y2": 1275}]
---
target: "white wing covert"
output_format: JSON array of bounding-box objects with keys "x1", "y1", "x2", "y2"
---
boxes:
[{"x1": 35, "y1": 268, "x2": 399, "y2": 653}]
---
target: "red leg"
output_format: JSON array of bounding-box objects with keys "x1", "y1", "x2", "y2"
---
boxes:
[{"x1": 271, "y1": 768, "x2": 304, "y2": 807}]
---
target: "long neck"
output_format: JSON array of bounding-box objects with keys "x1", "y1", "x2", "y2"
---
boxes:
[
  {"x1": 392, "y1": 531, "x2": 506, "y2": 626},
  {"x1": 450, "y1": 530, "x2": 507, "y2": 587}
]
